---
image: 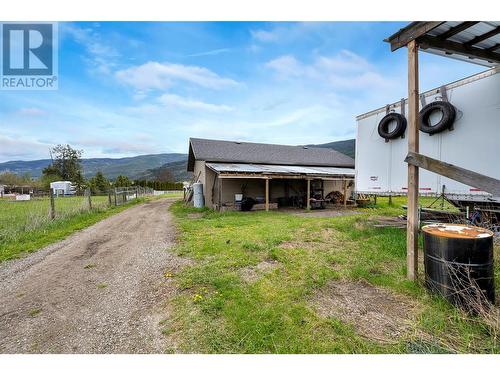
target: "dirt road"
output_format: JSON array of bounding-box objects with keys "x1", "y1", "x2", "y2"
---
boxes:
[{"x1": 0, "y1": 198, "x2": 189, "y2": 353}]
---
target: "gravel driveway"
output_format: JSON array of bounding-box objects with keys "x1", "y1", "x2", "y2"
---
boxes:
[{"x1": 0, "y1": 198, "x2": 189, "y2": 353}]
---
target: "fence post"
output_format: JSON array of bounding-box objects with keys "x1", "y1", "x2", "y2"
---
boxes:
[
  {"x1": 49, "y1": 189, "x2": 56, "y2": 220},
  {"x1": 108, "y1": 190, "x2": 112, "y2": 206},
  {"x1": 123, "y1": 191, "x2": 127, "y2": 203},
  {"x1": 86, "y1": 188, "x2": 92, "y2": 210},
  {"x1": 135, "y1": 187, "x2": 138, "y2": 199},
  {"x1": 114, "y1": 188, "x2": 117, "y2": 206}
]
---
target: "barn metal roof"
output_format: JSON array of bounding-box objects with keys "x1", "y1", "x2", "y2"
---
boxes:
[
  {"x1": 206, "y1": 162, "x2": 355, "y2": 177},
  {"x1": 187, "y1": 138, "x2": 355, "y2": 172},
  {"x1": 386, "y1": 21, "x2": 500, "y2": 67}
]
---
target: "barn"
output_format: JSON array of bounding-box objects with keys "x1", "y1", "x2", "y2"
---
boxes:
[{"x1": 187, "y1": 138, "x2": 355, "y2": 211}]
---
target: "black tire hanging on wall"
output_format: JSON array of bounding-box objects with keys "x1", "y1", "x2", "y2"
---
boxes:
[
  {"x1": 419, "y1": 101, "x2": 456, "y2": 135},
  {"x1": 377, "y1": 112, "x2": 407, "y2": 140}
]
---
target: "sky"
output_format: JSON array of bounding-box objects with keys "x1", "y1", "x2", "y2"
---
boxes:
[{"x1": 0, "y1": 21, "x2": 486, "y2": 162}]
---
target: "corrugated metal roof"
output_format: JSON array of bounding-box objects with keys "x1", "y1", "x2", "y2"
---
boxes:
[
  {"x1": 206, "y1": 162, "x2": 355, "y2": 177},
  {"x1": 187, "y1": 138, "x2": 355, "y2": 171},
  {"x1": 386, "y1": 22, "x2": 500, "y2": 67}
]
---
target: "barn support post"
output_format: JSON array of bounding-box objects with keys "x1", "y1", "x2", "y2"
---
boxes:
[
  {"x1": 306, "y1": 178, "x2": 311, "y2": 210},
  {"x1": 407, "y1": 39, "x2": 420, "y2": 281},
  {"x1": 265, "y1": 178, "x2": 269, "y2": 211},
  {"x1": 342, "y1": 177, "x2": 348, "y2": 207}
]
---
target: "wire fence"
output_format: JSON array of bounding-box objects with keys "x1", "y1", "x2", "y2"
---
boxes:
[{"x1": 0, "y1": 187, "x2": 154, "y2": 246}]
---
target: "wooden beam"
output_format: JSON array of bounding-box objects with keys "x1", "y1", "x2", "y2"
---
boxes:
[
  {"x1": 385, "y1": 21, "x2": 444, "y2": 51},
  {"x1": 407, "y1": 40, "x2": 419, "y2": 282},
  {"x1": 265, "y1": 178, "x2": 269, "y2": 211},
  {"x1": 306, "y1": 178, "x2": 311, "y2": 210},
  {"x1": 436, "y1": 21, "x2": 479, "y2": 40},
  {"x1": 486, "y1": 43, "x2": 500, "y2": 52},
  {"x1": 464, "y1": 26, "x2": 500, "y2": 47},
  {"x1": 418, "y1": 35, "x2": 500, "y2": 64},
  {"x1": 405, "y1": 152, "x2": 500, "y2": 196}
]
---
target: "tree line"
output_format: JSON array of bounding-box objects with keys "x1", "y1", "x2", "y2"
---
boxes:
[{"x1": 0, "y1": 145, "x2": 183, "y2": 195}]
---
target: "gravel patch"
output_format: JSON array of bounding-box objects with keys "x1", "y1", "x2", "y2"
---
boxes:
[
  {"x1": 239, "y1": 260, "x2": 281, "y2": 283},
  {"x1": 310, "y1": 280, "x2": 420, "y2": 343},
  {"x1": 0, "y1": 198, "x2": 191, "y2": 353}
]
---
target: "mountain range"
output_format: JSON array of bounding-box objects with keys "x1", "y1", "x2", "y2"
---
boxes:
[{"x1": 0, "y1": 139, "x2": 355, "y2": 182}]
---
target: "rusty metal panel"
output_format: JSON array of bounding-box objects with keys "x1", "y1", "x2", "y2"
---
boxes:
[{"x1": 206, "y1": 163, "x2": 354, "y2": 177}]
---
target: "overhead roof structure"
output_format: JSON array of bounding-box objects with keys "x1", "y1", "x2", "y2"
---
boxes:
[
  {"x1": 385, "y1": 21, "x2": 500, "y2": 282},
  {"x1": 385, "y1": 21, "x2": 500, "y2": 67},
  {"x1": 187, "y1": 138, "x2": 355, "y2": 171},
  {"x1": 206, "y1": 162, "x2": 355, "y2": 178}
]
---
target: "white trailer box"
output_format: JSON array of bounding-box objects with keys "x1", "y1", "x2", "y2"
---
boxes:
[{"x1": 355, "y1": 68, "x2": 500, "y2": 199}]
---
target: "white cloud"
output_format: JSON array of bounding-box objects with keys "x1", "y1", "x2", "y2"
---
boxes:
[
  {"x1": 250, "y1": 29, "x2": 280, "y2": 42},
  {"x1": 115, "y1": 61, "x2": 239, "y2": 91},
  {"x1": 62, "y1": 23, "x2": 120, "y2": 75},
  {"x1": 0, "y1": 135, "x2": 51, "y2": 160},
  {"x1": 74, "y1": 137, "x2": 163, "y2": 155},
  {"x1": 265, "y1": 55, "x2": 304, "y2": 77},
  {"x1": 17, "y1": 107, "x2": 46, "y2": 117},
  {"x1": 266, "y1": 50, "x2": 393, "y2": 90},
  {"x1": 158, "y1": 94, "x2": 233, "y2": 112},
  {"x1": 187, "y1": 48, "x2": 231, "y2": 57}
]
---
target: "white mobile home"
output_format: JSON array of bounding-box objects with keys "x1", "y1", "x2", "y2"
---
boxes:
[
  {"x1": 355, "y1": 67, "x2": 500, "y2": 201},
  {"x1": 50, "y1": 181, "x2": 76, "y2": 196}
]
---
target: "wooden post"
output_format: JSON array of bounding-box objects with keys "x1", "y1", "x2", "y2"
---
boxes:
[
  {"x1": 49, "y1": 189, "x2": 55, "y2": 220},
  {"x1": 114, "y1": 188, "x2": 117, "y2": 206},
  {"x1": 389, "y1": 194, "x2": 393, "y2": 206},
  {"x1": 218, "y1": 177, "x2": 222, "y2": 210},
  {"x1": 306, "y1": 178, "x2": 311, "y2": 210},
  {"x1": 108, "y1": 190, "x2": 112, "y2": 206},
  {"x1": 265, "y1": 178, "x2": 269, "y2": 211},
  {"x1": 342, "y1": 178, "x2": 348, "y2": 207},
  {"x1": 407, "y1": 39, "x2": 420, "y2": 281}
]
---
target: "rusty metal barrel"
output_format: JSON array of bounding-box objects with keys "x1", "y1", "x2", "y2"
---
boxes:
[{"x1": 422, "y1": 224, "x2": 495, "y2": 309}]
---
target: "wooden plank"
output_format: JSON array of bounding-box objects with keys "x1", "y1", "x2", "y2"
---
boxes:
[
  {"x1": 385, "y1": 21, "x2": 444, "y2": 51},
  {"x1": 407, "y1": 40, "x2": 419, "y2": 282},
  {"x1": 405, "y1": 152, "x2": 500, "y2": 196},
  {"x1": 265, "y1": 178, "x2": 269, "y2": 212}
]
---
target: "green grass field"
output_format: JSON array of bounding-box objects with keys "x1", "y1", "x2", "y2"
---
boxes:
[
  {"x1": 167, "y1": 197, "x2": 499, "y2": 353},
  {"x1": 0, "y1": 194, "x2": 165, "y2": 262}
]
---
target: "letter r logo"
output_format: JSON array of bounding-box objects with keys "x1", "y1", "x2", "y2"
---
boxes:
[{"x1": 2, "y1": 23, "x2": 53, "y2": 76}]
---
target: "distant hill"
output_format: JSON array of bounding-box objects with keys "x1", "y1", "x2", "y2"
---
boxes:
[
  {"x1": 0, "y1": 139, "x2": 355, "y2": 183},
  {"x1": 307, "y1": 139, "x2": 355, "y2": 159},
  {"x1": 137, "y1": 159, "x2": 191, "y2": 182},
  {"x1": 0, "y1": 153, "x2": 187, "y2": 180}
]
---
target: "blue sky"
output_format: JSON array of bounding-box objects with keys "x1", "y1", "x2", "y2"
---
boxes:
[{"x1": 0, "y1": 21, "x2": 485, "y2": 162}]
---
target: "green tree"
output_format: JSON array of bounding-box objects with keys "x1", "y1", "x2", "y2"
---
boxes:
[
  {"x1": 73, "y1": 170, "x2": 86, "y2": 194},
  {"x1": 115, "y1": 175, "x2": 131, "y2": 187},
  {"x1": 42, "y1": 144, "x2": 83, "y2": 182},
  {"x1": 88, "y1": 171, "x2": 108, "y2": 194}
]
